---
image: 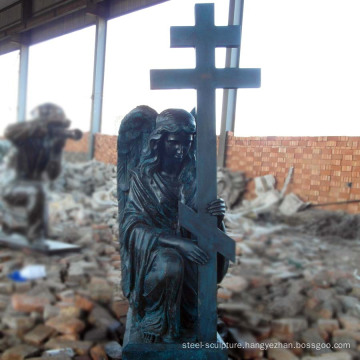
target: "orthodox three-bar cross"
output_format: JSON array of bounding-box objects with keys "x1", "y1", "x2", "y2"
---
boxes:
[{"x1": 151, "y1": 3, "x2": 260, "y2": 343}]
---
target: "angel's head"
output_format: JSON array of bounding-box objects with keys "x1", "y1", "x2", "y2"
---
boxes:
[{"x1": 140, "y1": 109, "x2": 196, "y2": 180}]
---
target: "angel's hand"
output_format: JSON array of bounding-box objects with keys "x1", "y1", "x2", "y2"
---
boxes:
[
  {"x1": 207, "y1": 198, "x2": 226, "y2": 223},
  {"x1": 175, "y1": 239, "x2": 209, "y2": 265},
  {"x1": 159, "y1": 234, "x2": 209, "y2": 265}
]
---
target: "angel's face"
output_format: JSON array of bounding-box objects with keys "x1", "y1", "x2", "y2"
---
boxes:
[{"x1": 163, "y1": 132, "x2": 194, "y2": 163}]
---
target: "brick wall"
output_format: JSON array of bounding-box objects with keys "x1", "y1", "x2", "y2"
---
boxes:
[
  {"x1": 64, "y1": 132, "x2": 117, "y2": 164},
  {"x1": 226, "y1": 134, "x2": 360, "y2": 213},
  {"x1": 64, "y1": 133, "x2": 360, "y2": 213},
  {"x1": 94, "y1": 133, "x2": 117, "y2": 165},
  {"x1": 64, "y1": 131, "x2": 89, "y2": 153}
]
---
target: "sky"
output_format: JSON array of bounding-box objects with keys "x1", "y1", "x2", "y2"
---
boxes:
[{"x1": 0, "y1": 0, "x2": 360, "y2": 136}]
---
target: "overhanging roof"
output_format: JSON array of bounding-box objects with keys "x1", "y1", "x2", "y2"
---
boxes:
[{"x1": 0, "y1": 0, "x2": 168, "y2": 56}]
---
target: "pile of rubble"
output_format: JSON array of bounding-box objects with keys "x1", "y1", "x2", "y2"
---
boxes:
[
  {"x1": 0, "y1": 161, "x2": 124, "y2": 359},
  {"x1": 222, "y1": 166, "x2": 360, "y2": 240},
  {"x1": 218, "y1": 167, "x2": 360, "y2": 359},
  {"x1": 0, "y1": 225, "x2": 126, "y2": 359},
  {"x1": 218, "y1": 231, "x2": 360, "y2": 359},
  {"x1": 0, "y1": 161, "x2": 359, "y2": 360}
]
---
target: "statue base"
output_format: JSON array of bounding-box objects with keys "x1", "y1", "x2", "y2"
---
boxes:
[
  {"x1": 0, "y1": 232, "x2": 81, "y2": 254},
  {"x1": 123, "y1": 333, "x2": 227, "y2": 360},
  {"x1": 123, "y1": 341, "x2": 227, "y2": 360},
  {"x1": 123, "y1": 308, "x2": 227, "y2": 359}
]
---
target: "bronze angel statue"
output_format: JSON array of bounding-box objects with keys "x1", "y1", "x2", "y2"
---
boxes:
[
  {"x1": 0, "y1": 103, "x2": 82, "y2": 248},
  {"x1": 117, "y1": 106, "x2": 228, "y2": 344}
]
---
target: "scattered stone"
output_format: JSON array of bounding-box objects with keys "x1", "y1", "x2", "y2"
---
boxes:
[
  {"x1": 58, "y1": 304, "x2": 82, "y2": 318},
  {"x1": 111, "y1": 300, "x2": 129, "y2": 319},
  {"x1": 0, "y1": 294, "x2": 10, "y2": 309},
  {"x1": 44, "y1": 339, "x2": 92, "y2": 356},
  {"x1": 301, "y1": 328, "x2": 332, "y2": 356},
  {"x1": 0, "y1": 281, "x2": 13, "y2": 294},
  {"x1": 57, "y1": 289, "x2": 75, "y2": 302},
  {"x1": 11, "y1": 294, "x2": 50, "y2": 313},
  {"x1": 218, "y1": 302, "x2": 251, "y2": 313},
  {"x1": 14, "y1": 282, "x2": 32, "y2": 293},
  {"x1": 104, "y1": 341, "x2": 122, "y2": 360},
  {"x1": 271, "y1": 318, "x2": 308, "y2": 342},
  {"x1": 228, "y1": 328, "x2": 263, "y2": 359},
  {"x1": 220, "y1": 275, "x2": 248, "y2": 293},
  {"x1": 90, "y1": 344, "x2": 108, "y2": 360},
  {"x1": 88, "y1": 305, "x2": 117, "y2": 329},
  {"x1": 56, "y1": 333, "x2": 80, "y2": 342},
  {"x1": 43, "y1": 304, "x2": 61, "y2": 320},
  {"x1": 338, "y1": 315, "x2": 360, "y2": 331},
  {"x1": 3, "y1": 315, "x2": 36, "y2": 335},
  {"x1": 42, "y1": 348, "x2": 75, "y2": 358},
  {"x1": 27, "y1": 284, "x2": 56, "y2": 303},
  {"x1": 83, "y1": 327, "x2": 108, "y2": 342},
  {"x1": 332, "y1": 329, "x2": 360, "y2": 342},
  {"x1": 24, "y1": 325, "x2": 55, "y2": 345},
  {"x1": 1, "y1": 259, "x2": 23, "y2": 273},
  {"x1": 317, "y1": 319, "x2": 339, "y2": 335},
  {"x1": 2, "y1": 344, "x2": 39, "y2": 360},
  {"x1": 269, "y1": 293, "x2": 306, "y2": 318},
  {"x1": 267, "y1": 347, "x2": 299, "y2": 360},
  {"x1": 67, "y1": 263, "x2": 86, "y2": 283},
  {"x1": 331, "y1": 329, "x2": 359, "y2": 350},
  {"x1": 0, "y1": 251, "x2": 13, "y2": 262},
  {"x1": 88, "y1": 277, "x2": 113, "y2": 303},
  {"x1": 350, "y1": 286, "x2": 360, "y2": 299},
  {"x1": 338, "y1": 295, "x2": 360, "y2": 316},
  {"x1": 217, "y1": 288, "x2": 232, "y2": 301},
  {"x1": 75, "y1": 294, "x2": 94, "y2": 312},
  {"x1": 45, "y1": 316, "x2": 86, "y2": 335},
  {"x1": 301, "y1": 352, "x2": 352, "y2": 360}
]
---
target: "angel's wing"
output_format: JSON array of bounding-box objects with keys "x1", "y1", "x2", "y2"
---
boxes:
[{"x1": 117, "y1": 105, "x2": 158, "y2": 221}]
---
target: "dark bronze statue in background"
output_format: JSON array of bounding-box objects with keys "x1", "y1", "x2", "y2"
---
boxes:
[
  {"x1": 117, "y1": 106, "x2": 228, "y2": 345},
  {"x1": 0, "y1": 103, "x2": 82, "y2": 251}
]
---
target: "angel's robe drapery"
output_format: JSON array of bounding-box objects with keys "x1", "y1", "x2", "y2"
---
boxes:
[{"x1": 120, "y1": 168, "x2": 228, "y2": 339}]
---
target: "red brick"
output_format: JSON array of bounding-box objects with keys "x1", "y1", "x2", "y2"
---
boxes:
[
  {"x1": 24, "y1": 325, "x2": 55, "y2": 346},
  {"x1": 338, "y1": 149, "x2": 352, "y2": 155},
  {"x1": 331, "y1": 159, "x2": 341, "y2": 165},
  {"x1": 65, "y1": 132, "x2": 89, "y2": 153},
  {"x1": 75, "y1": 294, "x2": 94, "y2": 312},
  {"x1": 90, "y1": 344, "x2": 108, "y2": 360},
  {"x1": 45, "y1": 316, "x2": 85, "y2": 335},
  {"x1": 12, "y1": 294, "x2": 50, "y2": 313}
]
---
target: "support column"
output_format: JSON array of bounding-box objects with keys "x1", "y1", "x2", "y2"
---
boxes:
[
  {"x1": 217, "y1": 0, "x2": 244, "y2": 167},
  {"x1": 17, "y1": 44, "x2": 29, "y2": 122},
  {"x1": 89, "y1": 16, "x2": 107, "y2": 160}
]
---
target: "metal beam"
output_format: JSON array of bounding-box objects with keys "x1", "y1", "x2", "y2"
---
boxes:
[
  {"x1": 89, "y1": 16, "x2": 107, "y2": 159},
  {"x1": 0, "y1": 0, "x2": 168, "y2": 57},
  {"x1": 217, "y1": 0, "x2": 244, "y2": 167},
  {"x1": 17, "y1": 43, "x2": 29, "y2": 122}
]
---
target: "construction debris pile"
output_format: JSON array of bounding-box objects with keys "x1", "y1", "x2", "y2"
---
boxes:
[
  {"x1": 0, "y1": 161, "x2": 359, "y2": 360},
  {"x1": 222, "y1": 167, "x2": 360, "y2": 241}
]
